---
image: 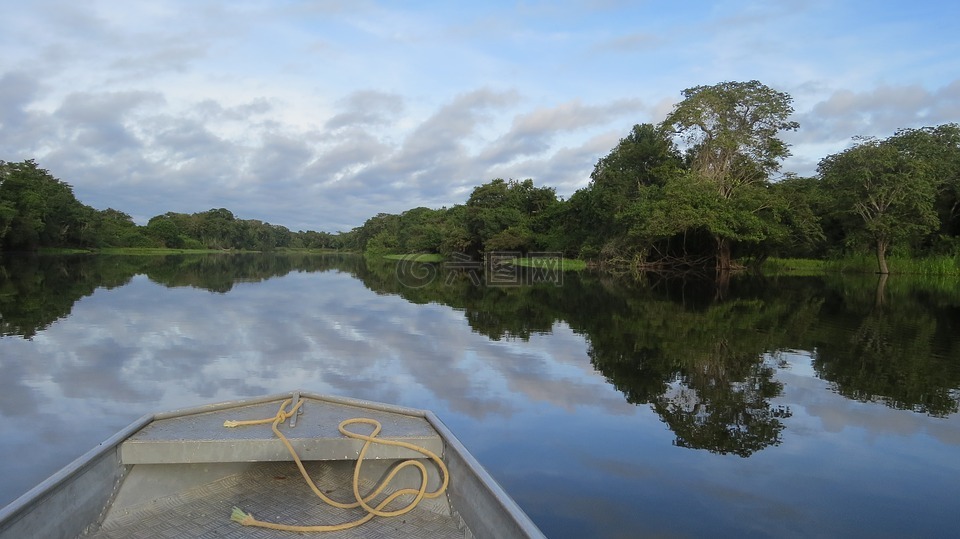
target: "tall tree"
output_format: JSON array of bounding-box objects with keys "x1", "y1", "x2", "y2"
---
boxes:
[
  {"x1": 818, "y1": 138, "x2": 939, "y2": 273},
  {"x1": 0, "y1": 160, "x2": 89, "y2": 250},
  {"x1": 146, "y1": 214, "x2": 187, "y2": 248},
  {"x1": 887, "y1": 123, "x2": 960, "y2": 252},
  {"x1": 583, "y1": 123, "x2": 683, "y2": 261},
  {"x1": 661, "y1": 81, "x2": 799, "y2": 270},
  {"x1": 84, "y1": 208, "x2": 144, "y2": 247},
  {"x1": 397, "y1": 207, "x2": 445, "y2": 253},
  {"x1": 765, "y1": 176, "x2": 827, "y2": 259},
  {"x1": 196, "y1": 208, "x2": 240, "y2": 249},
  {"x1": 463, "y1": 178, "x2": 556, "y2": 255}
]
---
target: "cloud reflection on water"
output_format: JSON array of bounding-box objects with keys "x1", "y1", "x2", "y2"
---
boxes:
[
  {"x1": 0, "y1": 267, "x2": 626, "y2": 507},
  {"x1": 2, "y1": 260, "x2": 960, "y2": 537}
]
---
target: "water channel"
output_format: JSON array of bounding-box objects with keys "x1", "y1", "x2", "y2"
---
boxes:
[{"x1": 1, "y1": 253, "x2": 958, "y2": 537}]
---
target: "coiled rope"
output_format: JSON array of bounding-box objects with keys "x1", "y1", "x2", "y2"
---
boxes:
[{"x1": 224, "y1": 398, "x2": 449, "y2": 532}]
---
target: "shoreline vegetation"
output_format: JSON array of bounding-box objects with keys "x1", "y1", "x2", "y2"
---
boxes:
[
  {"x1": 382, "y1": 253, "x2": 445, "y2": 263},
  {"x1": 32, "y1": 247, "x2": 345, "y2": 256},
  {"x1": 382, "y1": 253, "x2": 587, "y2": 271},
  {"x1": 25, "y1": 248, "x2": 957, "y2": 278},
  {"x1": 513, "y1": 257, "x2": 587, "y2": 271},
  {"x1": 761, "y1": 255, "x2": 960, "y2": 276},
  {"x1": 3, "y1": 80, "x2": 959, "y2": 277}
]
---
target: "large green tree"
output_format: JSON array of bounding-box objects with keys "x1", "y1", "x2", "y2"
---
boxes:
[
  {"x1": 0, "y1": 160, "x2": 89, "y2": 250},
  {"x1": 819, "y1": 137, "x2": 939, "y2": 273},
  {"x1": 83, "y1": 208, "x2": 148, "y2": 247},
  {"x1": 397, "y1": 207, "x2": 445, "y2": 253},
  {"x1": 577, "y1": 123, "x2": 683, "y2": 262},
  {"x1": 888, "y1": 123, "x2": 960, "y2": 253},
  {"x1": 146, "y1": 213, "x2": 187, "y2": 248},
  {"x1": 765, "y1": 176, "x2": 828, "y2": 259},
  {"x1": 661, "y1": 81, "x2": 799, "y2": 270},
  {"x1": 463, "y1": 178, "x2": 557, "y2": 255}
]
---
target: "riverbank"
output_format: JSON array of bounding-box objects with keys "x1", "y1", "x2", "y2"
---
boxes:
[
  {"x1": 762, "y1": 255, "x2": 960, "y2": 276},
  {"x1": 381, "y1": 253, "x2": 587, "y2": 270},
  {"x1": 26, "y1": 249, "x2": 959, "y2": 277},
  {"x1": 31, "y1": 247, "x2": 347, "y2": 256}
]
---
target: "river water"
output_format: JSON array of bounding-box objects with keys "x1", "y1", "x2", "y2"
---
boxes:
[{"x1": 1, "y1": 253, "x2": 958, "y2": 537}]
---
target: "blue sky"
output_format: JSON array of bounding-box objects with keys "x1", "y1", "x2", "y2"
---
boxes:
[{"x1": 1, "y1": 0, "x2": 958, "y2": 232}]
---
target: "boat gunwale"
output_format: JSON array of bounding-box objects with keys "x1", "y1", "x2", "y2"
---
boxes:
[
  {"x1": 422, "y1": 409, "x2": 545, "y2": 539},
  {"x1": 0, "y1": 414, "x2": 152, "y2": 529}
]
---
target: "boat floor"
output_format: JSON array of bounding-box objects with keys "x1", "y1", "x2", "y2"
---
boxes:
[{"x1": 84, "y1": 461, "x2": 470, "y2": 539}]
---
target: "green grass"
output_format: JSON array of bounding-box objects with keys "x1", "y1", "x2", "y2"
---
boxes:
[
  {"x1": 380, "y1": 253, "x2": 587, "y2": 270},
  {"x1": 274, "y1": 247, "x2": 350, "y2": 254},
  {"x1": 36, "y1": 247, "x2": 94, "y2": 255},
  {"x1": 893, "y1": 255, "x2": 960, "y2": 275},
  {"x1": 98, "y1": 247, "x2": 350, "y2": 256},
  {"x1": 34, "y1": 247, "x2": 220, "y2": 255},
  {"x1": 28, "y1": 247, "x2": 351, "y2": 256},
  {"x1": 822, "y1": 254, "x2": 960, "y2": 275},
  {"x1": 760, "y1": 258, "x2": 828, "y2": 275},
  {"x1": 763, "y1": 255, "x2": 960, "y2": 276},
  {"x1": 383, "y1": 253, "x2": 445, "y2": 262},
  {"x1": 820, "y1": 253, "x2": 876, "y2": 273},
  {"x1": 96, "y1": 247, "x2": 242, "y2": 255},
  {"x1": 513, "y1": 256, "x2": 587, "y2": 271}
]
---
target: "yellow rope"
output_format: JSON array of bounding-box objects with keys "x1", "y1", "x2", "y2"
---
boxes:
[{"x1": 223, "y1": 398, "x2": 449, "y2": 532}]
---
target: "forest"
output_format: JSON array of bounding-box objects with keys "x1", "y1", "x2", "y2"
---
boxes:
[
  {"x1": 0, "y1": 159, "x2": 343, "y2": 253},
  {"x1": 2, "y1": 80, "x2": 959, "y2": 273}
]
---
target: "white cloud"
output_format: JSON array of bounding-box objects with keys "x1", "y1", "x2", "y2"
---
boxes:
[
  {"x1": 325, "y1": 90, "x2": 405, "y2": 130},
  {"x1": 783, "y1": 80, "x2": 960, "y2": 175},
  {"x1": 1, "y1": 0, "x2": 958, "y2": 229}
]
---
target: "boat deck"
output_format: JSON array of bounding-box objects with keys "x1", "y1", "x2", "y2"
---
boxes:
[
  {"x1": 86, "y1": 460, "x2": 469, "y2": 538},
  {"x1": 89, "y1": 394, "x2": 464, "y2": 537}
]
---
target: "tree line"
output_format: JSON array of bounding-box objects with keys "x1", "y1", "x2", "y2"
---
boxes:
[
  {"x1": 0, "y1": 160, "x2": 344, "y2": 252},
  {"x1": 348, "y1": 81, "x2": 960, "y2": 273},
  {"x1": 4, "y1": 80, "x2": 959, "y2": 272}
]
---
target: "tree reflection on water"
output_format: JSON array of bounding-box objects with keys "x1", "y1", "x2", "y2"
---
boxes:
[{"x1": 2, "y1": 253, "x2": 958, "y2": 457}]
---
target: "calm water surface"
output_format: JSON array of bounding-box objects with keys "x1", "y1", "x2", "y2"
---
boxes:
[{"x1": 1, "y1": 254, "x2": 959, "y2": 538}]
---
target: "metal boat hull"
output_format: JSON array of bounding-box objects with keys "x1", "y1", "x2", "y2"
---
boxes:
[{"x1": 0, "y1": 391, "x2": 544, "y2": 539}]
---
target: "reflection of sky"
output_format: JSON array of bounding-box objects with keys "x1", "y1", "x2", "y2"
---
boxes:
[{"x1": 1, "y1": 272, "x2": 959, "y2": 537}]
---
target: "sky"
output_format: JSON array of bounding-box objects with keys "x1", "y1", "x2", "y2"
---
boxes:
[{"x1": 1, "y1": 0, "x2": 958, "y2": 233}]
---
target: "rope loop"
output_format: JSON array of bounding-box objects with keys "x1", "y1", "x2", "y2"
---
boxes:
[{"x1": 226, "y1": 398, "x2": 448, "y2": 533}]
